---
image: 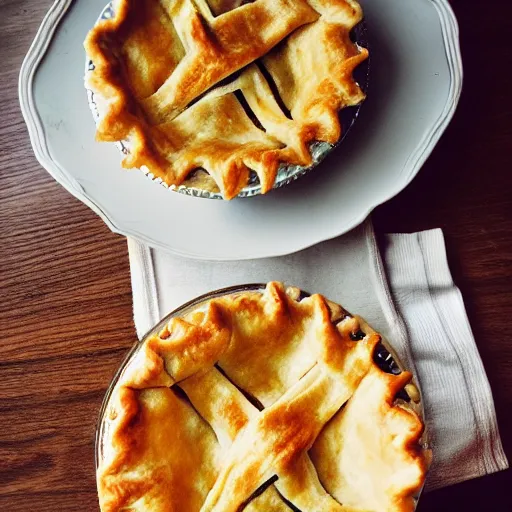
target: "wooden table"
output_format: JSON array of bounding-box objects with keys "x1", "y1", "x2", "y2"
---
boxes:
[{"x1": 1, "y1": 0, "x2": 510, "y2": 510}]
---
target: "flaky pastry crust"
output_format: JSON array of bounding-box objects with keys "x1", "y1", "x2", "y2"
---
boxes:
[
  {"x1": 97, "y1": 282, "x2": 428, "y2": 511},
  {"x1": 84, "y1": 0, "x2": 368, "y2": 199}
]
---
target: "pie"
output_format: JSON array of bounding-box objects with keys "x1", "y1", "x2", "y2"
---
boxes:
[
  {"x1": 84, "y1": 0, "x2": 368, "y2": 199},
  {"x1": 97, "y1": 282, "x2": 428, "y2": 511}
]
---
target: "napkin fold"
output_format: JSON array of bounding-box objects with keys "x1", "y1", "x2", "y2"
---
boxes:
[{"x1": 127, "y1": 220, "x2": 507, "y2": 490}]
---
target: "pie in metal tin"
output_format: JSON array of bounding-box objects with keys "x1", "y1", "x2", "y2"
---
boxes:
[{"x1": 84, "y1": 0, "x2": 369, "y2": 199}]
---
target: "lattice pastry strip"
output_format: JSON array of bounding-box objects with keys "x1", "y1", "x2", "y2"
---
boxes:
[
  {"x1": 97, "y1": 283, "x2": 427, "y2": 511},
  {"x1": 181, "y1": 367, "x2": 358, "y2": 511},
  {"x1": 144, "y1": 0, "x2": 319, "y2": 123},
  {"x1": 85, "y1": 0, "x2": 368, "y2": 198},
  {"x1": 311, "y1": 366, "x2": 426, "y2": 512},
  {"x1": 196, "y1": 303, "x2": 379, "y2": 511}
]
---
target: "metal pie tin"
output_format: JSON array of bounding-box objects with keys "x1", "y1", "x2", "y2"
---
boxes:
[
  {"x1": 85, "y1": 3, "x2": 370, "y2": 199},
  {"x1": 96, "y1": 284, "x2": 429, "y2": 509}
]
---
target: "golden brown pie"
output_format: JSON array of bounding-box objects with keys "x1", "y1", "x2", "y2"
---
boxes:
[
  {"x1": 84, "y1": 0, "x2": 368, "y2": 199},
  {"x1": 97, "y1": 282, "x2": 428, "y2": 511}
]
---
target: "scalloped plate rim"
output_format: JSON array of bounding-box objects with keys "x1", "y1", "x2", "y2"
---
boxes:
[{"x1": 19, "y1": 0, "x2": 463, "y2": 261}]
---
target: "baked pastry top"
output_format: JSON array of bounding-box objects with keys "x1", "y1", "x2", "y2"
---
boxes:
[
  {"x1": 84, "y1": 0, "x2": 368, "y2": 199},
  {"x1": 97, "y1": 282, "x2": 428, "y2": 511}
]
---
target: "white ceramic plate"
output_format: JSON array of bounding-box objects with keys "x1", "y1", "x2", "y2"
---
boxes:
[{"x1": 20, "y1": 0, "x2": 462, "y2": 261}]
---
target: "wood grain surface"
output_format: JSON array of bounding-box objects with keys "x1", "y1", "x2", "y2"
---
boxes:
[{"x1": 1, "y1": 0, "x2": 511, "y2": 510}]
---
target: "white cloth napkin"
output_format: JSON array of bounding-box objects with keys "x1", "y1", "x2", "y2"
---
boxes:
[{"x1": 127, "y1": 220, "x2": 507, "y2": 491}]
